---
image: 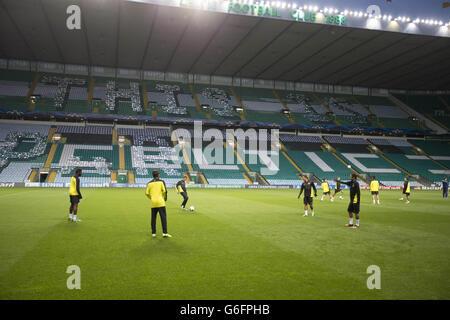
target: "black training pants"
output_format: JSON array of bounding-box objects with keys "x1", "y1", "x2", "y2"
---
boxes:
[
  {"x1": 151, "y1": 206, "x2": 167, "y2": 234},
  {"x1": 181, "y1": 192, "x2": 189, "y2": 208}
]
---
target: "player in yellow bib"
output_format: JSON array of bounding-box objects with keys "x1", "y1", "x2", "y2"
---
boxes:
[
  {"x1": 399, "y1": 177, "x2": 411, "y2": 204},
  {"x1": 145, "y1": 170, "x2": 171, "y2": 238},
  {"x1": 370, "y1": 176, "x2": 380, "y2": 205},
  {"x1": 320, "y1": 178, "x2": 334, "y2": 202},
  {"x1": 68, "y1": 168, "x2": 82, "y2": 222}
]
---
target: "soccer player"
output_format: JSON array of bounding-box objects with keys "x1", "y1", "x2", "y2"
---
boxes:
[
  {"x1": 320, "y1": 178, "x2": 334, "y2": 202},
  {"x1": 399, "y1": 177, "x2": 411, "y2": 204},
  {"x1": 442, "y1": 177, "x2": 448, "y2": 199},
  {"x1": 297, "y1": 175, "x2": 317, "y2": 217},
  {"x1": 333, "y1": 177, "x2": 344, "y2": 200},
  {"x1": 342, "y1": 173, "x2": 361, "y2": 229},
  {"x1": 176, "y1": 176, "x2": 189, "y2": 210},
  {"x1": 68, "y1": 168, "x2": 83, "y2": 222},
  {"x1": 145, "y1": 170, "x2": 171, "y2": 238},
  {"x1": 370, "y1": 176, "x2": 380, "y2": 205}
]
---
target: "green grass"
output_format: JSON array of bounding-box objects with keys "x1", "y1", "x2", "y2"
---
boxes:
[{"x1": 0, "y1": 188, "x2": 449, "y2": 300}]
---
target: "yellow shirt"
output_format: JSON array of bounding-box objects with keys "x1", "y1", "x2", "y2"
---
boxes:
[
  {"x1": 177, "y1": 185, "x2": 183, "y2": 193},
  {"x1": 353, "y1": 193, "x2": 359, "y2": 203},
  {"x1": 370, "y1": 180, "x2": 379, "y2": 192},
  {"x1": 405, "y1": 182, "x2": 410, "y2": 193},
  {"x1": 321, "y1": 182, "x2": 330, "y2": 193},
  {"x1": 145, "y1": 179, "x2": 167, "y2": 208},
  {"x1": 69, "y1": 176, "x2": 80, "y2": 196}
]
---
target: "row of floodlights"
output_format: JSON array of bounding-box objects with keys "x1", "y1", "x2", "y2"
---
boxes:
[{"x1": 230, "y1": 1, "x2": 450, "y2": 26}]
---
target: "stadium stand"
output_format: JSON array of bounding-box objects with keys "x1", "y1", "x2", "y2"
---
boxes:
[
  {"x1": 0, "y1": 70, "x2": 443, "y2": 137},
  {"x1": 0, "y1": 120, "x2": 448, "y2": 186}
]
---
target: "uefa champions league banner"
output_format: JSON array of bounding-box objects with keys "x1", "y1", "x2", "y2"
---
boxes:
[
  {"x1": 246, "y1": 185, "x2": 295, "y2": 189},
  {"x1": 20, "y1": 182, "x2": 249, "y2": 188},
  {"x1": 24, "y1": 182, "x2": 110, "y2": 188},
  {"x1": 109, "y1": 183, "x2": 148, "y2": 188},
  {"x1": 14, "y1": 183, "x2": 441, "y2": 189}
]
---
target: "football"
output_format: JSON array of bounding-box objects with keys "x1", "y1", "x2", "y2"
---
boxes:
[{"x1": 189, "y1": 206, "x2": 195, "y2": 211}]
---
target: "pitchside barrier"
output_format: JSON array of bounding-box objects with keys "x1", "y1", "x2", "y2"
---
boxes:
[{"x1": 0, "y1": 182, "x2": 441, "y2": 190}]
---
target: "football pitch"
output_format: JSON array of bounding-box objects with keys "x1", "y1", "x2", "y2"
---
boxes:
[{"x1": 0, "y1": 187, "x2": 449, "y2": 300}]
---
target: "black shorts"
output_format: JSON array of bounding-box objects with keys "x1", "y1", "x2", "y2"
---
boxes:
[
  {"x1": 371, "y1": 191, "x2": 379, "y2": 195},
  {"x1": 323, "y1": 191, "x2": 330, "y2": 195},
  {"x1": 70, "y1": 195, "x2": 81, "y2": 204},
  {"x1": 347, "y1": 202, "x2": 360, "y2": 214},
  {"x1": 303, "y1": 196, "x2": 313, "y2": 206},
  {"x1": 334, "y1": 188, "x2": 341, "y2": 193},
  {"x1": 404, "y1": 192, "x2": 410, "y2": 196}
]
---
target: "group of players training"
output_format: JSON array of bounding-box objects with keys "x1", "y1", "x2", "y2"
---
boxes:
[
  {"x1": 66, "y1": 168, "x2": 423, "y2": 234},
  {"x1": 297, "y1": 174, "x2": 413, "y2": 229},
  {"x1": 67, "y1": 169, "x2": 189, "y2": 238}
]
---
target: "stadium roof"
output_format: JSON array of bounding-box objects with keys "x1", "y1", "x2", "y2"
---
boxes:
[{"x1": 0, "y1": 0, "x2": 449, "y2": 90}]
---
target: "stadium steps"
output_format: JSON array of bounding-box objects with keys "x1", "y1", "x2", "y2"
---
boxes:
[
  {"x1": 88, "y1": 77, "x2": 95, "y2": 108},
  {"x1": 46, "y1": 127, "x2": 56, "y2": 143},
  {"x1": 46, "y1": 170, "x2": 57, "y2": 183},
  {"x1": 25, "y1": 73, "x2": 40, "y2": 102},
  {"x1": 312, "y1": 93, "x2": 340, "y2": 126},
  {"x1": 183, "y1": 172, "x2": 192, "y2": 183},
  {"x1": 242, "y1": 172, "x2": 253, "y2": 184},
  {"x1": 408, "y1": 140, "x2": 450, "y2": 170},
  {"x1": 112, "y1": 128, "x2": 118, "y2": 145},
  {"x1": 230, "y1": 87, "x2": 246, "y2": 121},
  {"x1": 128, "y1": 171, "x2": 135, "y2": 184},
  {"x1": 352, "y1": 96, "x2": 384, "y2": 128},
  {"x1": 319, "y1": 137, "x2": 336, "y2": 153},
  {"x1": 255, "y1": 172, "x2": 269, "y2": 185},
  {"x1": 111, "y1": 170, "x2": 118, "y2": 183},
  {"x1": 273, "y1": 90, "x2": 295, "y2": 124},
  {"x1": 182, "y1": 146, "x2": 195, "y2": 172},
  {"x1": 119, "y1": 145, "x2": 125, "y2": 170},
  {"x1": 171, "y1": 131, "x2": 196, "y2": 174},
  {"x1": 28, "y1": 169, "x2": 38, "y2": 182},
  {"x1": 199, "y1": 172, "x2": 208, "y2": 184},
  {"x1": 43, "y1": 143, "x2": 58, "y2": 168}
]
